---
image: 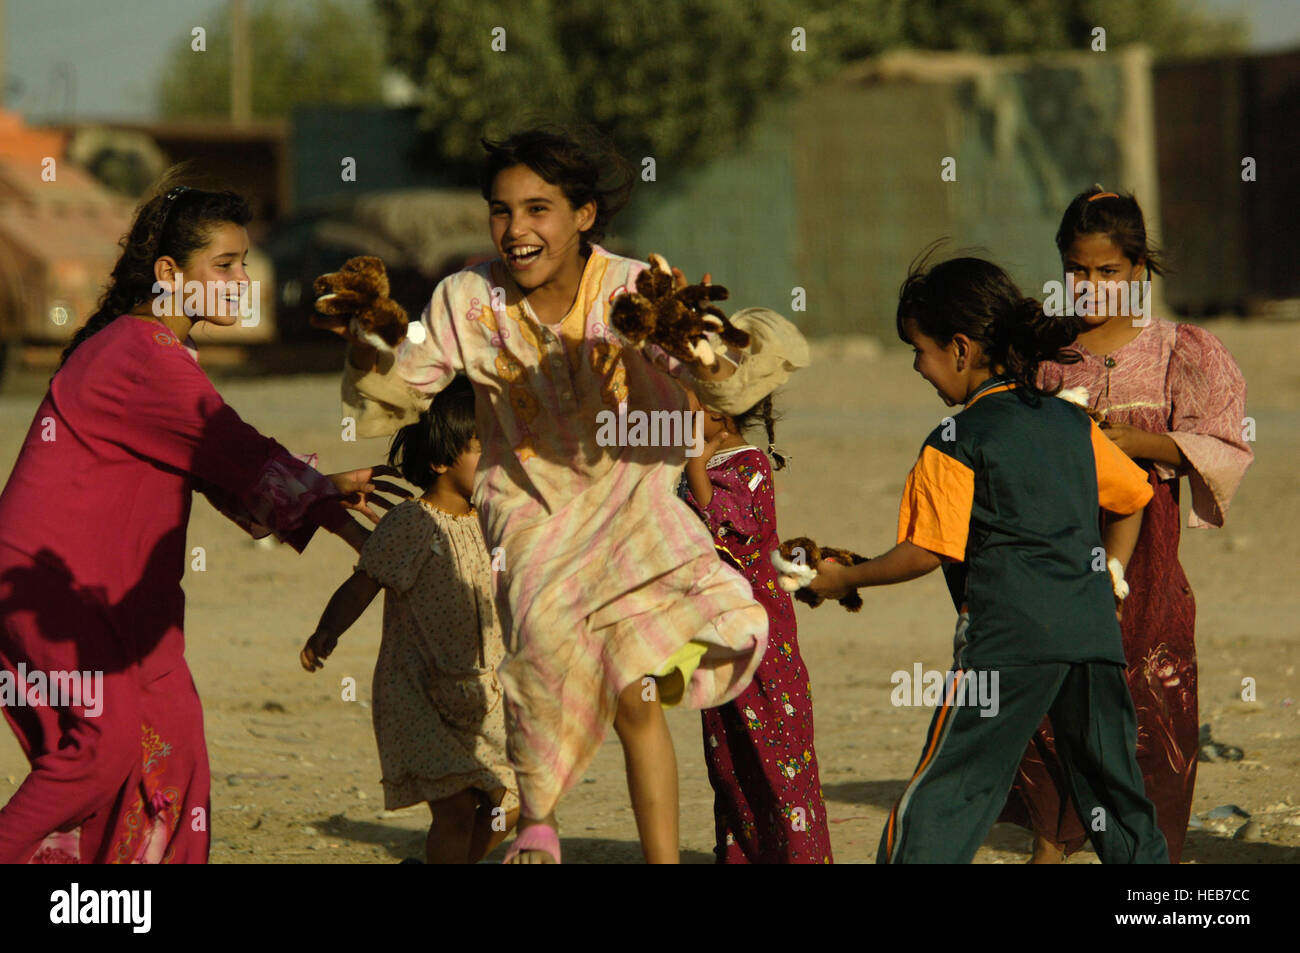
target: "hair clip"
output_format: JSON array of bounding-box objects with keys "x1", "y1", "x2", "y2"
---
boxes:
[
  {"x1": 164, "y1": 185, "x2": 192, "y2": 202},
  {"x1": 1088, "y1": 191, "x2": 1119, "y2": 202},
  {"x1": 768, "y1": 443, "x2": 790, "y2": 471}
]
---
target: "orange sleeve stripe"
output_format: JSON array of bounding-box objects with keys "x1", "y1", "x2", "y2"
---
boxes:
[
  {"x1": 897, "y1": 445, "x2": 973, "y2": 562},
  {"x1": 1090, "y1": 420, "x2": 1154, "y2": 514}
]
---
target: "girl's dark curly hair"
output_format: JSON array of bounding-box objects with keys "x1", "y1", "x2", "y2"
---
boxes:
[
  {"x1": 60, "y1": 169, "x2": 250, "y2": 367},
  {"x1": 479, "y1": 124, "x2": 633, "y2": 249},
  {"x1": 1055, "y1": 186, "x2": 1165, "y2": 275}
]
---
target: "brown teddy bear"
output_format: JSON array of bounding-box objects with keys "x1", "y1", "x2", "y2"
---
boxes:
[
  {"x1": 770, "y1": 536, "x2": 871, "y2": 612},
  {"x1": 610, "y1": 254, "x2": 751, "y2": 366},
  {"x1": 312, "y1": 256, "x2": 409, "y2": 351}
]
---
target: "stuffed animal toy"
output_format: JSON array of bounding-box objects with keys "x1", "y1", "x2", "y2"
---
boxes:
[
  {"x1": 770, "y1": 536, "x2": 871, "y2": 612},
  {"x1": 610, "y1": 254, "x2": 751, "y2": 366},
  {"x1": 1058, "y1": 385, "x2": 1105, "y2": 422},
  {"x1": 312, "y1": 256, "x2": 410, "y2": 351}
]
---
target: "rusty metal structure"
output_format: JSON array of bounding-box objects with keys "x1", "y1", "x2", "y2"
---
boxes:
[{"x1": 0, "y1": 146, "x2": 133, "y2": 346}]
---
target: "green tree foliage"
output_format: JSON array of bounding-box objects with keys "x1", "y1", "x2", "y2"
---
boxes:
[
  {"x1": 158, "y1": 0, "x2": 385, "y2": 119},
  {"x1": 375, "y1": 0, "x2": 1244, "y2": 174},
  {"x1": 893, "y1": 0, "x2": 1248, "y2": 57},
  {"x1": 376, "y1": 0, "x2": 803, "y2": 179},
  {"x1": 376, "y1": 0, "x2": 573, "y2": 176}
]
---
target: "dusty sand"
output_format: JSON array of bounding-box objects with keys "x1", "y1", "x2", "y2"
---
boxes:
[{"x1": 0, "y1": 319, "x2": 1296, "y2": 864}]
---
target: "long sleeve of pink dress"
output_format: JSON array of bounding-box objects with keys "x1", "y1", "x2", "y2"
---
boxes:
[{"x1": 0, "y1": 317, "x2": 350, "y2": 864}]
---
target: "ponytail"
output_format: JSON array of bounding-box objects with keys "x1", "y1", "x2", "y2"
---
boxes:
[
  {"x1": 998, "y1": 296, "x2": 1083, "y2": 399},
  {"x1": 734, "y1": 392, "x2": 789, "y2": 470},
  {"x1": 896, "y1": 249, "x2": 1082, "y2": 402},
  {"x1": 59, "y1": 170, "x2": 251, "y2": 368},
  {"x1": 60, "y1": 285, "x2": 141, "y2": 366}
]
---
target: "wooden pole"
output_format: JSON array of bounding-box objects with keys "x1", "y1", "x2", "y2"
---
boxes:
[
  {"x1": 231, "y1": 0, "x2": 251, "y2": 124},
  {"x1": 0, "y1": 0, "x2": 7, "y2": 110}
]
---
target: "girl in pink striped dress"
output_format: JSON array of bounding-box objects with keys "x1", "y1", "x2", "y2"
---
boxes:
[{"x1": 335, "y1": 128, "x2": 783, "y2": 863}]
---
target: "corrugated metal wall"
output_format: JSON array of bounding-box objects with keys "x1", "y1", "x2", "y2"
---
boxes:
[
  {"x1": 612, "y1": 114, "x2": 800, "y2": 325},
  {"x1": 292, "y1": 107, "x2": 453, "y2": 208},
  {"x1": 618, "y1": 51, "x2": 1149, "y2": 340},
  {"x1": 1155, "y1": 50, "x2": 1300, "y2": 315}
]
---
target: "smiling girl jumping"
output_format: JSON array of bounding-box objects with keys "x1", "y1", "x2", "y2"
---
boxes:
[{"x1": 332, "y1": 126, "x2": 805, "y2": 863}]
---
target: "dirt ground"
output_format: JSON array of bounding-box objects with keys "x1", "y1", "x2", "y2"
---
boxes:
[{"x1": 0, "y1": 319, "x2": 1296, "y2": 864}]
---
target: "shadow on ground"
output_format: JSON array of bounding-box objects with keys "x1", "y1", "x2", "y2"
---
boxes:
[
  {"x1": 822, "y1": 779, "x2": 906, "y2": 809},
  {"x1": 1182, "y1": 829, "x2": 1300, "y2": 864},
  {"x1": 822, "y1": 780, "x2": 1036, "y2": 858},
  {"x1": 312, "y1": 813, "x2": 714, "y2": 864}
]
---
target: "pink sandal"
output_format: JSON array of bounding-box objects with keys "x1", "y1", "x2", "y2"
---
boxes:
[{"x1": 502, "y1": 823, "x2": 561, "y2": 864}]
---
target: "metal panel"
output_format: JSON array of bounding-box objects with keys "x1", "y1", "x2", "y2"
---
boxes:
[{"x1": 614, "y1": 108, "x2": 800, "y2": 328}]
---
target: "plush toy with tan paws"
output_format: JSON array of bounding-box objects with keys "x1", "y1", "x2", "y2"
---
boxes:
[
  {"x1": 610, "y1": 253, "x2": 751, "y2": 366},
  {"x1": 770, "y1": 536, "x2": 871, "y2": 612},
  {"x1": 312, "y1": 256, "x2": 409, "y2": 351}
]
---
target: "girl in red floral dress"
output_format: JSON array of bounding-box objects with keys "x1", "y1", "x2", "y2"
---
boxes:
[
  {"x1": 680, "y1": 387, "x2": 833, "y2": 864},
  {"x1": 1001, "y1": 188, "x2": 1253, "y2": 864}
]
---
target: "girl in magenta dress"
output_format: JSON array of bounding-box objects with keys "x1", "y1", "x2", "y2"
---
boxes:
[
  {"x1": 680, "y1": 389, "x2": 833, "y2": 863},
  {"x1": 1000, "y1": 188, "x2": 1253, "y2": 864},
  {"x1": 0, "y1": 183, "x2": 393, "y2": 863}
]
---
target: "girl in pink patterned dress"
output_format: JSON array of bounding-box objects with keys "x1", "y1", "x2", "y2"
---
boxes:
[
  {"x1": 680, "y1": 386, "x2": 833, "y2": 864},
  {"x1": 1000, "y1": 188, "x2": 1253, "y2": 864}
]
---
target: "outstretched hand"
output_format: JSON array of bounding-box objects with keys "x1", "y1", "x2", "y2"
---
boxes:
[
  {"x1": 1098, "y1": 422, "x2": 1146, "y2": 459},
  {"x1": 326, "y1": 464, "x2": 412, "y2": 524},
  {"x1": 807, "y1": 558, "x2": 856, "y2": 602}
]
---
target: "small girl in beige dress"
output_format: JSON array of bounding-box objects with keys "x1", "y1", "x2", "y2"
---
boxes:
[{"x1": 301, "y1": 376, "x2": 519, "y2": 863}]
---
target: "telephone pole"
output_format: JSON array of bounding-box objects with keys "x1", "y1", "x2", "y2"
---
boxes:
[
  {"x1": 231, "y1": 0, "x2": 250, "y2": 124},
  {"x1": 0, "y1": 0, "x2": 7, "y2": 110}
]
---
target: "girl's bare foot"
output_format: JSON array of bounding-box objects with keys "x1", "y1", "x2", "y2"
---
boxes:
[
  {"x1": 505, "y1": 813, "x2": 558, "y2": 864},
  {"x1": 1028, "y1": 834, "x2": 1066, "y2": 864}
]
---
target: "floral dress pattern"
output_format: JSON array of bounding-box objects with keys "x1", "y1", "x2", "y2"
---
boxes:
[
  {"x1": 681, "y1": 446, "x2": 833, "y2": 863},
  {"x1": 1000, "y1": 318, "x2": 1252, "y2": 862}
]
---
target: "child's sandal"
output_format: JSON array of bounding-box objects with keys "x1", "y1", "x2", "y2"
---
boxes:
[{"x1": 503, "y1": 823, "x2": 561, "y2": 864}]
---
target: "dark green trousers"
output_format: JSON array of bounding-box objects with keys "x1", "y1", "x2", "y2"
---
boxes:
[{"x1": 878, "y1": 662, "x2": 1169, "y2": 864}]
